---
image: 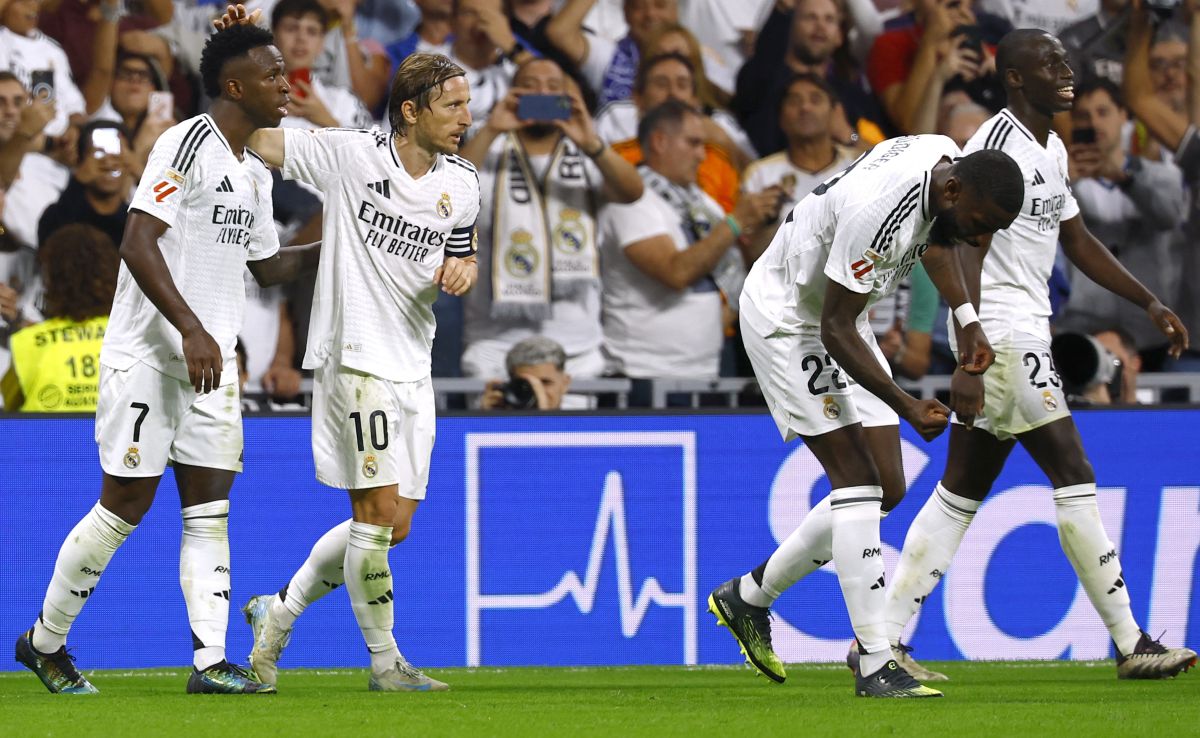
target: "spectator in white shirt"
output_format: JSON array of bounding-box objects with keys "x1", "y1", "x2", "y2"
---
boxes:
[
  {"x1": 598, "y1": 100, "x2": 779, "y2": 394},
  {"x1": 272, "y1": 0, "x2": 373, "y2": 129},
  {"x1": 0, "y1": 0, "x2": 86, "y2": 139}
]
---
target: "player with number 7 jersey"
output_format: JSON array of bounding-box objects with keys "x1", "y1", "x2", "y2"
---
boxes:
[
  {"x1": 15, "y1": 21, "x2": 321, "y2": 696},
  {"x1": 238, "y1": 52, "x2": 479, "y2": 693}
]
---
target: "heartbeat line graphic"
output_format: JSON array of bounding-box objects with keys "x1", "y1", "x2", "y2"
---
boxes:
[
  {"x1": 465, "y1": 431, "x2": 697, "y2": 666},
  {"x1": 483, "y1": 471, "x2": 686, "y2": 636}
]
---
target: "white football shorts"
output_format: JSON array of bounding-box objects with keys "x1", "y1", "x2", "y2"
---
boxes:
[
  {"x1": 311, "y1": 363, "x2": 435, "y2": 497},
  {"x1": 951, "y1": 328, "x2": 1070, "y2": 440},
  {"x1": 95, "y1": 361, "x2": 243, "y2": 477},
  {"x1": 742, "y1": 304, "x2": 898, "y2": 442}
]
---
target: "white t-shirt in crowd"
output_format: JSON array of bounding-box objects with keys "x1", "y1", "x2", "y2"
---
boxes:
[
  {"x1": 963, "y1": 109, "x2": 1079, "y2": 341},
  {"x1": 978, "y1": 0, "x2": 1097, "y2": 35},
  {"x1": 680, "y1": 0, "x2": 772, "y2": 94},
  {"x1": 280, "y1": 77, "x2": 374, "y2": 131},
  {"x1": 743, "y1": 135, "x2": 960, "y2": 336},
  {"x1": 103, "y1": 114, "x2": 281, "y2": 384},
  {"x1": 0, "y1": 27, "x2": 85, "y2": 137},
  {"x1": 598, "y1": 187, "x2": 724, "y2": 378},
  {"x1": 282, "y1": 127, "x2": 480, "y2": 382},
  {"x1": 463, "y1": 139, "x2": 607, "y2": 356},
  {"x1": 4, "y1": 152, "x2": 68, "y2": 249},
  {"x1": 741, "y1": 145, "x2": 860, "y2": 224}
]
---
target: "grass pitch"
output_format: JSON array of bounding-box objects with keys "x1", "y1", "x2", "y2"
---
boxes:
[{"x1": 2, "y1": 662, "x2": 1197, "y2": 737}]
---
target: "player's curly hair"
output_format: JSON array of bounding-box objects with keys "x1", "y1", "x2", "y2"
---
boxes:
[
  {"x1": 199, "y1": 23, "x2": 276, "y2": 99},
  {"x1": 387, "y1": 53, "x2": 466, "y2": 135},
  {"x1": 39, "y1": 225, "x2": 120, "y2": 323},
  {"x1": 953, "y1": 149, "x2": 1025, "y2": 215}
]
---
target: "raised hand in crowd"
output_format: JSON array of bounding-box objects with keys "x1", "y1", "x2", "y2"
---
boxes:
[
  {"x1": 732, "y1": 185, "x2": 786, "y2": 238},
  {"x1": 286, "y1": 79, "x2": 338, "y2": 128},
  {"x1": 551, "y1": 84, "x2": 603, "y2": 152},
  {"x1": 212, "y1": 3, "x2": 261, "y2": 30}
]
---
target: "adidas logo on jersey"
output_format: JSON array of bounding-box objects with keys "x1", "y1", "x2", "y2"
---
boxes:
[
  {"x1": 216, "y1": 176, "x2": 234, "y2": 193},
  {"x1": 1032, "y1": 169, "x2": 1046, "y2": 186},
  {"x1": 368, "y1": 180, "x2": 391, "y2": 199}
]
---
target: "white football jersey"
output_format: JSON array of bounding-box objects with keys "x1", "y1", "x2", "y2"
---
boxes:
[
  {"x1": 282, "y1": 127, "x2": 480, "y2": 382},
  {"x1": 102, "y1": 114, "x2": 280, "y2": 384},
  {"x1": 743, "y1": 135, "x2": 960, "y2": 336},
  {"x1": 963, "y1": 109, "x2": 1079, "y2": 341}
]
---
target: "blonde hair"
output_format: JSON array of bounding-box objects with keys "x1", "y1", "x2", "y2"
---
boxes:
[{"x1": 644, "y1": 23, "x2": 728, "y2": 110}]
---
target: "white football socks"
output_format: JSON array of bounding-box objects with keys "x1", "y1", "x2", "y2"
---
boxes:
[
  {"x1": 32, "y1": 503, "x2": 135, "y2": 654},
  {"x1": 273, "y1": 519, "x2": 352, "y2": 629},
  {"x1": 884, "y1": 482, "x2": 980, "y2": 644},
  {"x1": 345, "y1": 521, "x2": 400, "y2": 671},
  {"x1": 830, "y1": 485, "x2": 890, "y2": 675},
  {"x1": 739, "y1": 496, "x2": 832, "y2": 609},
  {"x1": 180, "y1": 500, "x2": 231, "y2": 670},
  {"x1": 1054, "y1": 484, "x2": 1142, "y2": 655}
]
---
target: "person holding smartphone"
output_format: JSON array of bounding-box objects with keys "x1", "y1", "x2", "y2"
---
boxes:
[
  {"x1": 93, "y1": 52, "x2": 175, "y2": 182},
  {"x1": 36, "y1": 121, "x2": 132, "y2": 249},
  {"x1": 456, "y1": 57, "x2": 644, "y2": 388},
  {"x1": 271, "y1": 0, "x2": 373, "y2": 130}
]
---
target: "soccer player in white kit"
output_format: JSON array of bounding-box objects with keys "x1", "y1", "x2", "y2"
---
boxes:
[
  {"x1": 15, "y1": 20, "x2": 321, "y2": 694},
  {"x1": 238, "y1": 52, "x2": 479, "y2": 692},
  {"x1": 877, "y1": 29, "x2": 1196, "y2": 682},
  {"x1": 708, "y1": 133, "x2": 1025, "y2": 696}
]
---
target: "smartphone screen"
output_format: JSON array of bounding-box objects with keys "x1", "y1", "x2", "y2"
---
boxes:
[
  {"x1": 30, "y1": 70, "x2": 54, "y2": 102},
  {"x1": 287, "y1": 68, "x2": 312, "y2": 99},
  {"x1": 148, "y1": 91, "x2": 174, "y2": 122},
  {"x1": 1073, "y1": 127, "x2": 1097, "y2": 145},
  {"x1": 91, "y1": 127, "x2": 122, "y2": 157},
  {"x1": 517, "y1": 94, "x2": 571, "y2": 122}
]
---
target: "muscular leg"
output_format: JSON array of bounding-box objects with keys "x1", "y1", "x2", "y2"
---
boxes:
[
  {"x1": 1019, "y1": 418, "x2": 1141, "y2": 654},
  {"x1": 802, "y1": 424, "x2": 894, "y2": 675},
  {"x1": 864, "y1": 425, "x2": 906, "y2": 513},
  {"x1": 30, "y1": 474, "x2": 157, "y2": 654},
  {"x1": 174, "y1": 464, "x2": 236, "y2": 670},
  {"x1": 883, "y1": 425, "x2": 1015, "y2": 646},
  {"x1": 345, "y1": 485, "x2": 401, "y2": 671}
]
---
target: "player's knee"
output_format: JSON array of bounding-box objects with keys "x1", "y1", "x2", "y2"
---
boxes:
[{"x1": 1052, "y1": 456, "x2": 1095, "y2": 488}]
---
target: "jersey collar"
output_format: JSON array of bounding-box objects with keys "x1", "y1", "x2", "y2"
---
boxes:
[{"x1": 202, "y1": 113, "x2": 234, "y2": 155}]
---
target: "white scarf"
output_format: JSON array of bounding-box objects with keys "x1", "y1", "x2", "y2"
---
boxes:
[
  {"x1": 638, "y1": 165, "x2": 746, "y2": 305},
  {"x1": 491, "y1": 133, "x2": 600, "y2": 320}
]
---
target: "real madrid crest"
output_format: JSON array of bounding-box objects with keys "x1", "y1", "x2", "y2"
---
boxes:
[
  {"x1": 363, "y1": 455, "x2": 378, "y2": 479},
  {"x1": 554, "y1": 207, "x2": 586, "y2": 254},
  {"x1": 504, "y1": 229, "x2": 538, "y2": 277},
  {"x1": 124, "y1": 447, "x2": 141, "y2": 469},
  {"x1": 1042, "y1": 390, "x2": 1058, "y2": 412},
  {"x1": 436, "y1": 192, "x2": 452, "y2": 219},
  {"x1": 823, "y1": 396, "x2": 841, "y2": 420}
]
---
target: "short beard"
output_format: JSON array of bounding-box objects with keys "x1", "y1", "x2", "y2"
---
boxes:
[
  {"x1": 523, "y1": 123, "x2": 558, "y2": 139},
  {"x1": 790, "y1": 43, "x2": 828, "y2": 68}
]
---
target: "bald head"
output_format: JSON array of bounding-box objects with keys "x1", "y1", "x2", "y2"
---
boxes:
[{"x1": 996, "y1": 29, "x2": 1057, "y2": 87}]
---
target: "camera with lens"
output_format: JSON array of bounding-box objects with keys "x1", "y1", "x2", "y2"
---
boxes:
[
  {"x1": 499, "y1": 376, "x2": 537, "y2": 409},
  {"x1": 1050, "y1": 332, "x2": 1123, "y2": 404}
]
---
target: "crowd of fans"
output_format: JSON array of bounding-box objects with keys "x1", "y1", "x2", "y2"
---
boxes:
[{"x1": 1, "y1": 0, "x2": 1198, "y2": 411}]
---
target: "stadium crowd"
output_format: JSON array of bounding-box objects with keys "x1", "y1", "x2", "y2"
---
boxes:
[{"x1": 1, "y1": 0, "x2": 1198, "y2": 411}]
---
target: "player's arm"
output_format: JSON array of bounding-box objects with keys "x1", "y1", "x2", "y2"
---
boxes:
[
  {"x1": 820, "y1": 280, "x2": 950, "y2": 441},
  {"x1": 921, "y1": 239, "x2": 993, "y2": 373},
  {"x1": 246, "y1": 241, "x2": 321, "y2": 287},
  {"x1": 246, "y1": 128, "x2": 285, "y2": 169},
  {"x1": 922, "y1": 239, "x2": 992, "y2": 426},
  {"x1": 1060, "y1": 215, "x2": 1188, "y2": 356},
  {"x1": 120, "y1": 210, "x2": 223, "y2": 393}
]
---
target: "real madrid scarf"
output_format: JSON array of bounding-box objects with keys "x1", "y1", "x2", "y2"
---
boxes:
[
  {"x1": 638, "y1": 165, "x2": 746, "y2": 305},
  {"x1": 491, "y1": 132, "x2": 600, "y2": 320}
]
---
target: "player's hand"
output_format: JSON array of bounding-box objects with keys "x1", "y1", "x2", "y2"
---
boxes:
[
  {"x1": 902, "y1": 397, "x2": 951, "y2": 441},
  {"x1": 262, "y1": 362, "x2": 302, "y2": 399},
  {"x1": 949, "y1": 368, "x2": 985, "y2": 429},
  {"x1": 181, "y1": 324, "x2": 222, "y2": 393},
  {"x1": 434, "y1": 256, "x2": 476, "y2": 296},
  {"x1": 1147, "y1": 300, "x2": 1189, "y2": 358},
  {"x1": 957, "y1": 322, "x2": 994, "y2": 374},
  {"x1": 212, "y1": 3, "x2": 261, "y2": 30}
]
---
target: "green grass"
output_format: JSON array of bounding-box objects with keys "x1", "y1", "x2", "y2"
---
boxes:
[{"x1": 2, "y1": 662, "x2": 1198, "y2": 737}]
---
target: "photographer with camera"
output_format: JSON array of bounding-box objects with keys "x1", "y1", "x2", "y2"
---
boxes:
[{"x1": 481, "y1": 335, "x2": 572, "y2": 410}]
